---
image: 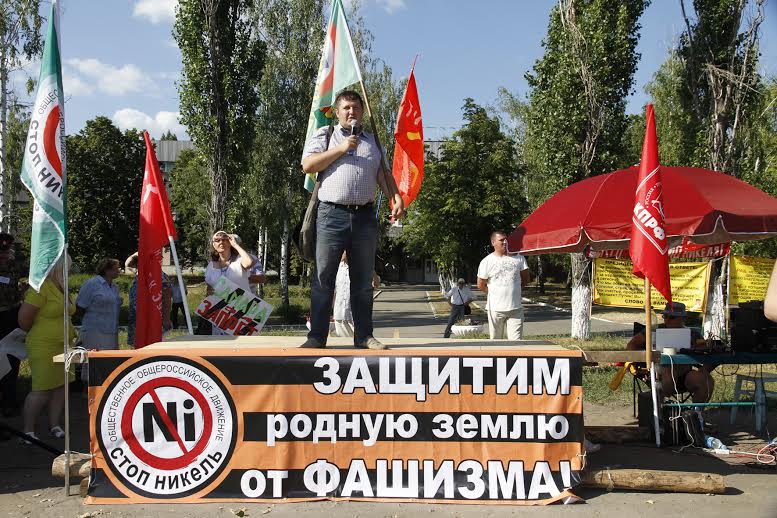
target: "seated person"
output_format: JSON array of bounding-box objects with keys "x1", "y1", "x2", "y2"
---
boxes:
[{"x1": 626, "y1": 302, "x2": 714, "y2": 403}]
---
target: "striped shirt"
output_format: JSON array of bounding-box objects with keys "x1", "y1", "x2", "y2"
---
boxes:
[{"x1": 303, "y1": 124, "x2": 382, "y2": 205}]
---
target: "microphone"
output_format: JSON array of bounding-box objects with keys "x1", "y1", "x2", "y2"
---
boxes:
[{"x1": 348, "y1": 121, "x2": 361, "y2": 156}]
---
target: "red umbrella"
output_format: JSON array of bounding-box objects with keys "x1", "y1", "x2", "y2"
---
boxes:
[{"x1": 508, "y1": 166, "x2": 777, "y2": 254}]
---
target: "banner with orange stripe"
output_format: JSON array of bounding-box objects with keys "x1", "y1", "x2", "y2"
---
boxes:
[{"x1": 85, "y1": 348, "x2": 584, "y2": 505}]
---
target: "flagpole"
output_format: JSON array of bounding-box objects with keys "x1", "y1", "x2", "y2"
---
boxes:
[
  {"x1": 645, "y1": 278, "x2": 661, "y2": 447},
  {"x1": 51, "y1": 0, "x2": 72, "y2": 494},
  {"x1": 168, "y1": 236, "x2": 193, "y2": 334},
  {"x1": 357, "y1": 79, "x2": 399, "y2": 202},
  {"x1": 63, "y1": 245, "x2": 71, "y2": 495}
]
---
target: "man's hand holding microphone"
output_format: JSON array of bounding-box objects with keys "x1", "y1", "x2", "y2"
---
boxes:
[{"x1": 338, "y1": 121, "x2": 361, "y2": 156}]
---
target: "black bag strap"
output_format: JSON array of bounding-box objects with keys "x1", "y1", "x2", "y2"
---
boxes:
[{"x1": 313, "y1": 126, "x2": 336, "y2": 188}]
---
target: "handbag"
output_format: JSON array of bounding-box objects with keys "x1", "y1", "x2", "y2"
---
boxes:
[{"x1": 293, "y1": 126, "x2": 334, "y2": 262}]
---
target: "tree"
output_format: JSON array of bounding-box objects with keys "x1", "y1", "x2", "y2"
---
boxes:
[
  {"x1": 160, "y1": 130, "x2": 178, "y2": 141},
  {"x1": 67, "y1": 117, "x2": 145, "y2": 269},
  {"x1": 4, "y1": 102, "x2": 30, "y2": 259},
  {"x1": 241, "y1": 0, "x2": 325, "y2": 305},
  {"x1": 400, "y1": 99, "x2": 525, "y2": 280},
  {"x1": 671, "y1": 0, "x2": 766, "y2": 338},
  {"x1": 169, "y1": 148, "x2": 210, "y2": 266},
  {"x1": 174, "y1": 0, "x2": 266, "y2": 236},
  {"x1": 523, "y1": 0, "x2": 648, "y2": 339},
  {"x1": 0, "y1": 0, "x2": 43, "y2": 232},
  {"x1": 679, "y1": 0, "x2": 765, "y2": 176}
]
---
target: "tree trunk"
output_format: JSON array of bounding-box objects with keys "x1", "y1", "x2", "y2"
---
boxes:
[
  {"x1": 0, "y1": 45, "x2": 8, "y2": 233},
  {"x1": 205, "y1": 1, "x2": 229, "y2": 237},
  {"x1": 703, "y1": 258, "x2": 727, "y2": 340},
  {"x1": 570, "y1": 253, "x2": 591, "y2": 340},
  {"x1": 537, "y1": 255, "x2": 546, "y2": 294},
  {"x1": 280, "y1": 216, "x2": 289, "y2": 307},
  {"x1": 257, "y1": 227, "x2": 265, "y2": 298}
]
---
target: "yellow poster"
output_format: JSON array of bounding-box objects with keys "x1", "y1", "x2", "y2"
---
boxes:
[
  {"x1": 593, "y1": 258, "x2": 710, "y2": 311},
  {"x1": 729, "y1": 256, "x2": 774, "y2": 306}
]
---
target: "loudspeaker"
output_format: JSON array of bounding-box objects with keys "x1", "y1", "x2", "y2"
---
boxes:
[{"x1": 730, "y1": 300, "x2": 777, "y2": 353}]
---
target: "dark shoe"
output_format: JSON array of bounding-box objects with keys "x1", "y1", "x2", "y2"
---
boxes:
[
  {"x1": 300, "y1": 337, "x2": 325, "y2": 349},
  {"x1": 355, "y1": 337, "x2": 388, "y2": 350}
]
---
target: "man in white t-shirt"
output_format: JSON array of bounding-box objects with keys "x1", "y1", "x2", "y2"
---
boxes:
[{"x1": 476, "y1": 230, "x2": 530, "y2": 339}]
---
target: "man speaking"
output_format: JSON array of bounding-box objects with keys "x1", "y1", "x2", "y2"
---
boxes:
[{"x1": 301, "y1": 90, "x2": 404, "y2": 350}]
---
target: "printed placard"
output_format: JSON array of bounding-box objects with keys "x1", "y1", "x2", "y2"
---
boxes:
[
  {"x1": 593, "y1": 258, "x2": 710, "y2": 311},
  {"x1": 729, "y1": 255, "x2": 774, "y2": 306},
  {"x1": 87, "y1": 348, "x2": 584, "y2": 505},
  {"x1": 196, "y1": 276, "x2": 273, "y2": 335}
]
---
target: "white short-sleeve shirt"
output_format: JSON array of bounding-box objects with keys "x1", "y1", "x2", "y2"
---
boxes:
[
  {"x1": 205, "y1": 259, "x2": 251, "y2": 294},
  {"x1": 477, "y1": 253, "x2": 528, "y2": 312}
]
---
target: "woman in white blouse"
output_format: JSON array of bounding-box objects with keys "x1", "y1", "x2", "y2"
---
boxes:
[
  {"x1": 205, "y1": 231, "x2": 255, "y2": 335},
  {"x1": 205, "y1": 231, "x2": 255, "y2": 292}
]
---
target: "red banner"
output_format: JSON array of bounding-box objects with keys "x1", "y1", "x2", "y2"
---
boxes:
[
  {"x1": 586, "y1": 239, "x2": 730, "y2": 260},
  {"x1": 136, "y1": 132, "x2": 177, "y2": 348},
  {"x1": 392, "y1": 64, "x2": 424, "y2": 210},
  {"x1": 629, "y1": 104, "x2": 672, "y2": 303}
]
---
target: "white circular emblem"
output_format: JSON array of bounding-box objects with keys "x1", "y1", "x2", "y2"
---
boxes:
[{"x1": 97, "y1": 358, "x2": 236, "y2": 497}]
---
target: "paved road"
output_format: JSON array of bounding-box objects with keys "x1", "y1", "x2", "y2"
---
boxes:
[{"x1": 373, "y1": 284, "x2": 630, "y2": 339}]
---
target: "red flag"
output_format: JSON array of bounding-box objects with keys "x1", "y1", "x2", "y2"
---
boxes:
[
  {"x1": 391, "y1": 63, "x2": 424, "y2": 209},
  {"x1": 629, "y1": 104, "x2": 672, "y2": 303},
  {"x1": 135, "y1": 131, "x2": 177, "y2": 348}
]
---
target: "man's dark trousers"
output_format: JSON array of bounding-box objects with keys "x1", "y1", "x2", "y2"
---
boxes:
[
  {"x1": 443, "y1": 304, "x2": 466, "y2": 338},
  {"x1": 308, "y1": 202, "x2": 377, "y2": 345}
]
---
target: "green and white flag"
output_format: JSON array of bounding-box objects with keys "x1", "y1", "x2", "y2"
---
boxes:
[
  {"x1": 20, "y1": 1, "x2": 66, "y2": 291},
  {"x1": 302, "y1": 0, "x2": 362, "y2": 191}
]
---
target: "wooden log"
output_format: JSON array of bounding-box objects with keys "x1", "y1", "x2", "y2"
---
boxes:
[
  {"x1": 585, "y1": 426, "x2": 650, "y2": 444},
  {"x1": 583, "y1": 350, "x2": 660, "y2": 365},
  {"x1": 51, "y1": 453, "x2": 92, "y2": 478},
  {"x1": 78, "y1": 460, "x2": 92, "y2": 478},
  {"x1": 79, "y1": 477, "x2": 90, "y2": 498},
  {"x1": 582, "y1": 468, "x2": 725, "y2": 494}
]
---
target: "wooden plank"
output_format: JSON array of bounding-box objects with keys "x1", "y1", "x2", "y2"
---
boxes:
[
  {"x1": 585, "y1": 426, "x2": 650, "y2": 444},
  {"x1": 583, "y1": 350, "x2": 660, "y2": 364},
  {"x1": 582, "y1": 468, "x2": 725, "y2": 494},
  {"x1": 51, "y1": 453, "x2": 91, "y2": 478},
  {"x1": 79, "y1": 477, "x2": 90, "y2": 498}
]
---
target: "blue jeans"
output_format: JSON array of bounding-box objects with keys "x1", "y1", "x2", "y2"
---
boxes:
[{"x1": 308, "y1": 202, "x2": 377, "y2": 345}]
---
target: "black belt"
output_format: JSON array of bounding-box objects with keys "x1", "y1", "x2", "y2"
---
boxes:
[{"x1": 322, "y1": 201, "x2": 373, "y2": 211}]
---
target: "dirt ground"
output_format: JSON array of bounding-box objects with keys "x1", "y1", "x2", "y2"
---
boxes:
[{"x1": 1, "y1": 389, "x2": 775, "y2": 518}]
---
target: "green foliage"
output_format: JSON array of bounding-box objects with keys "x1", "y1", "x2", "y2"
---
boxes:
[
  {"x1": 241, "y1": 0, "x2": 325, "y2": 237},
  {"x1": 523, "y1": 0, "x2": 648, "y2": 204},
  {"x1": 0, "y1": 0, "x2": 43, "y2": 231},
  {"x1": 160, "y1": 130, "x2": 178, "y2": 141},
  {"x1": 400, "y1": 99, "x2": 525, "y2": 275},
  {"x1": 5, "y1": 104, "x2": 31, "y2": 256},
  {"x1": 67, "y1": 117, "x2": 145, "y2": 270},
  {"x1": 674, "y1": 0, "x2": 764, "y2": 175},
  {"x1": 0, "y1": 0, "x2": 42, "y2": 62},
  {"x1": 174, "y1": 0, "x2": 266, "y2": 233},
  {"x1": 169, "y1": 149, "x2": 209, "y2": 266},
  {"x1": 644, "y1": 51, "x2": 699, "y2": 166}
]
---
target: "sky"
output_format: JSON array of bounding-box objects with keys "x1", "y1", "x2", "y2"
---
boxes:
[{"x1": 13, "y1": 0, "x2": 777, "y2": 141}]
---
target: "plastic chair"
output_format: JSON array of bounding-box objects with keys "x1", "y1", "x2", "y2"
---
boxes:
[{"x1": 730, "y1": 373, "x2": 777, "y2": 432}]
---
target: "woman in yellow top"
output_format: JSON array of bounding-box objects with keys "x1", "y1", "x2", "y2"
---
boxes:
[{"x1": 17, "y1": 255, "x2": 75, "y2": 442}]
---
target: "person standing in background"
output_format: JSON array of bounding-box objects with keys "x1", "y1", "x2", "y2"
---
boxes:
[
  {"x1": 0, "y1": 233, "x2": 23, "y2": 418},
  {"x1": 477, "y1": 230, "x2": 530, "y2": 339},
  {"x1": 75, "y1": 258, "x2": 122, "y2": 352},
  {"x1": 17, "y1": 254, "x2": 75, "y2": 442},
  {"x1": 443, "y1": 278, "x2": 474, "y2": 338},
  {"x1": 170, "y1": 281, "x2": 187, "y2": 329}
]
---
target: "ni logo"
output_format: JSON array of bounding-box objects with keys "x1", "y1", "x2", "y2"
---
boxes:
[{"x1": 96, "y1": 358, "x2": 236, "y2": 498}]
